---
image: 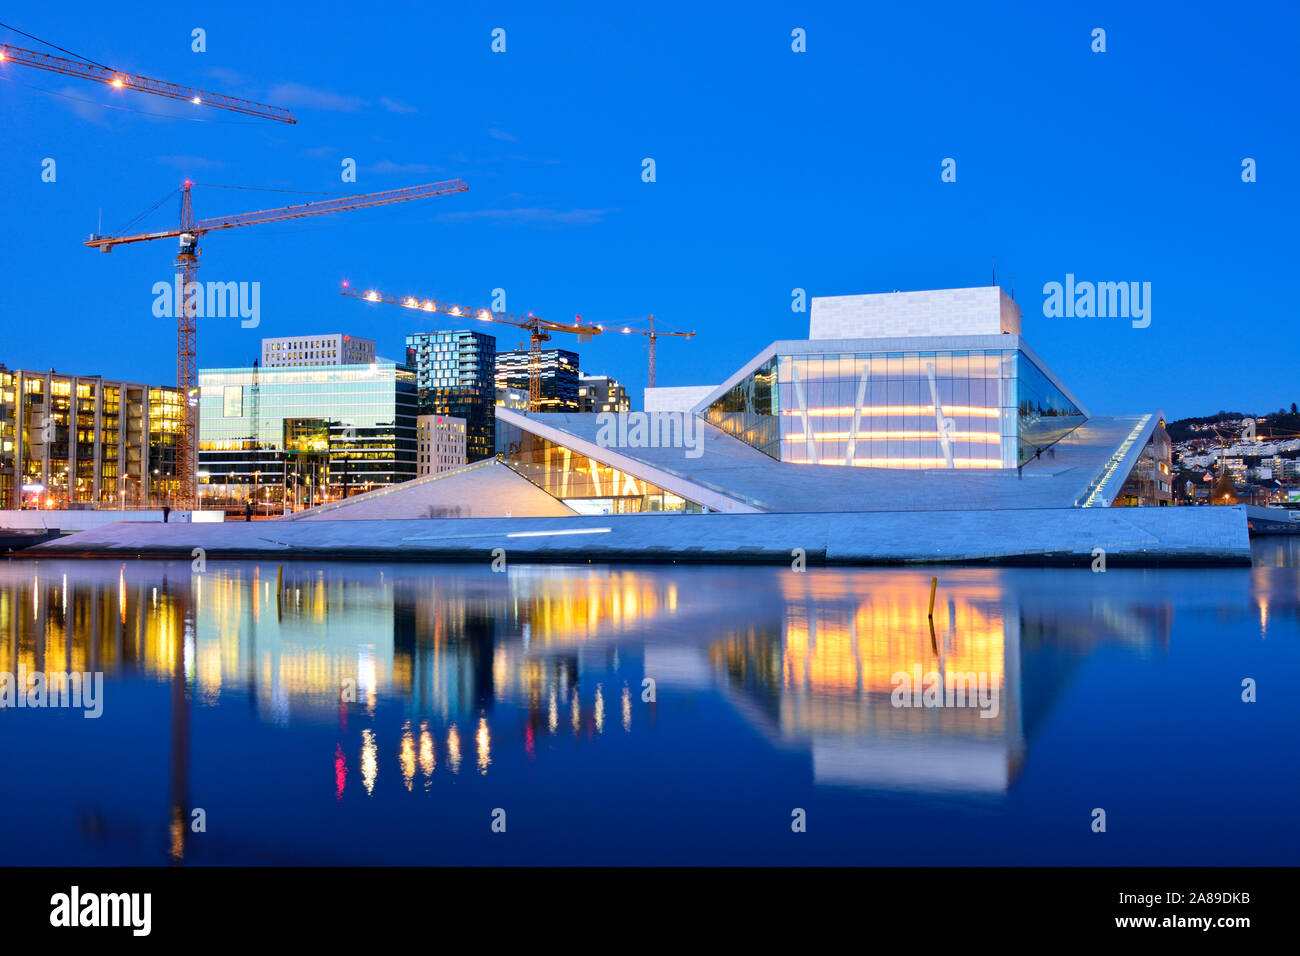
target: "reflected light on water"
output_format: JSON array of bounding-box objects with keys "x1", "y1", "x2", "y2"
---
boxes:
[{"x1": 0, "y1": 554, "x2": 1294, "y2": 865}]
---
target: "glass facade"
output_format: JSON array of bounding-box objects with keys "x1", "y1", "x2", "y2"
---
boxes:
[
  {"x1": 707, "y1": 348, "x2": 1083, "y2": 470},
  {"x1": 406, "y1": 330, "x2": 496, "y2": 462},
  {"x1": 197, "y1": 362, "x2": 417, "y2": 512},
  {"x1": 496, "y1": 417, "x2": 704, "y2": 514},
  {"x1": 495, "y1": 348, "x2": 582, "y2": 412},
  {"x1": 702, "y1": 357, "x2": 780, "y2": 459}
]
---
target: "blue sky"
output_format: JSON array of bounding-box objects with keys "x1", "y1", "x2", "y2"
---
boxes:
[{"x1": 1, "y1": 1, "x2": 1296, "y2": 419}]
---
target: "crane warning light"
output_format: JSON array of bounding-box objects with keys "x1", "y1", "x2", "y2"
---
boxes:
[
  {"x1": 191, "y1": 96, "x2": 202, "y2": 104},
  {"x1": 111, "y1": 76, "x2": 125, "y2": 88}
]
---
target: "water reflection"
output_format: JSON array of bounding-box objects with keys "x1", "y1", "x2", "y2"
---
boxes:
[{"x1": 0, "y1": 552, "x2": 1294, "y2": 863}]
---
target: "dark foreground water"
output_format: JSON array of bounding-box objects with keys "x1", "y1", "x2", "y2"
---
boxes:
[{"x1": 2, "y1": 540, "x2": 1298, "y2": 866}]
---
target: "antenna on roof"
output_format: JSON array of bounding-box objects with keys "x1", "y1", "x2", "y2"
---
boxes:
[{"x1": 991, "y1": 256, "x2": 996, "y2": 286}]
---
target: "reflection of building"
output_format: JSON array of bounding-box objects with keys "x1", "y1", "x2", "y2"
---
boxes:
[
  {"x1": 406, "y1": 330, "x2": 496, "y2": 462},
  {"x1": 495, "y1": 348, "x2": 580, "y2": 412},
  {"x1": 261, "y1": 333, "x2": 375, "y2": 368},
  {"x1": 0, "y1": 364, "x2": 184, "y2": 509},
  {"x1": 416, "y1": 414, "x2": 466, "y2": 477},
  {"x1": 578, "y1": 375, "x2": 629, "y2": 413},
  {"x1": 196, "y1": 361, "x2": 417, "y2": 511}
]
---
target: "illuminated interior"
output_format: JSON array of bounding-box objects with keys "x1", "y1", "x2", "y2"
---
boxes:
[{"x1": 705, "y1": 348, "x2": 1084, "y2": 469}]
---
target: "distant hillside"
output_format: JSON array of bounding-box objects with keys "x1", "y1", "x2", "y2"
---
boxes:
[{"x1": 1167, "y1": 408, "x2": 1300, "y2": 444}]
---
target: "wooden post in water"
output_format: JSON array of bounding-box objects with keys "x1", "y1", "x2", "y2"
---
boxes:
[
  {"x1": 928, "y1": 577, "x2": 937, "y2": 618},
  {"x1": 276, "y1": 564, "x2": 283, "y2": 620}
]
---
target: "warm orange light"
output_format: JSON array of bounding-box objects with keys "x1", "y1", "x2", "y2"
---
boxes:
[
  {"x1": 191, "y1": 96, "x2": 202, "y2": 104},
  {"x1": 364, "y1": 290, "x2": 378, "y2": 302},
  {"x1": 111, "y1": 76, "x2": 125, "y2": 88}
]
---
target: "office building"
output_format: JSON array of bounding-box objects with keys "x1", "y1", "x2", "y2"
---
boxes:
[
  {"x1": 261, "y1": 334, "x2": 375, "y2": 368},
  {"x1": 0, "y1": 364, "x2": 184, "y2": 509},
  {"x1": 196, "y1": 360, "x2": 417, "y2": 511},
  {"x1": 495, "y1": 348, "x2": 580, "y2": 412},
  {"x1": 417, "y1": 414, "x2": 467, "y2": 477},
  {"x1": 406, "y1": 330, "x2": 496, "y2": 462},
  {"x1": 495, "y1": 386, "x2": 529, "y2": 411},
  {"x1": 578, "y1": 375, "x2": 630, "y2": 413}
]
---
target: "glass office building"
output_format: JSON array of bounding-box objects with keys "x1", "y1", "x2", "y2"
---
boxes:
[
  {"x1": 197, "y1": 362, "x2": 417, "y2": 511},
  {"x1": 406, "y1": 330, "x2": 496, "y2": 462},
  {"x1": 704, "y1": 348, "x2": 1084, "y2": 469},
  {"x1": 495, "y1": 348, "x2": 581, "y2": 412}
]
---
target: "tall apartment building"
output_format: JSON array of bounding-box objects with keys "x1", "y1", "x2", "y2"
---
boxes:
[
  {"x1": 416, "y1": 414, "x2": 467, "y2": 477},
  {"x1": 578, "y1": 374, "x2": 630, "y2": 413},
  {"x1": 405, "y1": 330, "x2": 496, "y2": 462},
  {"x1": 0, "y1": 365, "x2": 184, "y2": 509},
  {"x1": 495, "y1": 348, "x2": 580, "y2": 412},
  {"x1": 262, "y1": 334, "x2": 375, "y2": 368}
]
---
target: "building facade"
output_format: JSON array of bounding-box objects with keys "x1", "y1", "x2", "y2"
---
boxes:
[
  {"x1": 0, "y1": 365, "x2": 184, "y2": 509},
  {"x1": 406, "y1": 330, "x2": 496, "y2": 462},
  {"x1": 416, "y1": 414, "x2": 467, "y2": 477},
  {"x1": 495, "y1": 348, "x2": 580, "y2": 412},
  {"x1": 196, "y1": 361, "x2": 417, "y2": 511},
  {"x1": 578, "y1": 375, "x2": 630, "y2": 413},
  {"x1": 495, "y1": 386, "x2": 530, "y2": 411},
  {"x1": 261, "y1": 334, "x2": 375, "y2": 368},
  {"x1": 482, "y1": 287, "x2": 1171, "y2": 515}
]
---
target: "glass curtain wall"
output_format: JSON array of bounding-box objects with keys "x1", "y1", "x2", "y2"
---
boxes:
[
  {"x1": 496, "y1": 418, "x2": 704, "y2": 514},
  {"x1": 706, "y1": 348, "x2": 1084, "y2": 470}
]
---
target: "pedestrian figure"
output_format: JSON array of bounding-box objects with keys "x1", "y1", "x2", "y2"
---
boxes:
[{"x1": 162, "y1": 505, "x2": 171, "y2": 523}]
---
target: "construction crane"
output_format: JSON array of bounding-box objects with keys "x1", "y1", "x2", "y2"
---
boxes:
[
  {"x1": 90, "y1": 179, "x2": 470, "y2": 508},
  {"x1": 340, "y1": 285, "x2": 600, "y2": 411},
  {"x1": 598, "y1": 315, "x2": 694, "y2": 388},
  {"x1": 0, "y1": 41, "x2": 296, "y2": 122}
]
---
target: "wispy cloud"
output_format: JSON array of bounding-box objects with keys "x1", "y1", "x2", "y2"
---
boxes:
[
  {"x1": 488, "y1": 126, "x2": 518, "y2": 143},
  {"x1": 50, "y1": 87, "x2": 110, "y2": 126},
  {"x1": 265, "y1": 82, "x2": 366, "y2": 112},
  {"x1": 155, "y1": 155, "x2": 226, "y2": 169},
  {"x1": 302, "y1": 145, "x2": 338, "y2": 158},
  {"x1": 381, "y1": 96, "x2": 418, "y2": 114},
  {"x1": 365, "y1": 159, "x2": 441, "y2": 176},
  {"x1": 205, "y1": 67, "x2": 250, "y2": 88},
  {"x1": 437, "y1": 207, "x2": 614, "y2": 226}
]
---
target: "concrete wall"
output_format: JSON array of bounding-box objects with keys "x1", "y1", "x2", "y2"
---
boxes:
[{"x1": 810, "y1": 286, "x2": 1021, "y2": 339}]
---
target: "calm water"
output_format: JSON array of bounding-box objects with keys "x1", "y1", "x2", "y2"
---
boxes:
[{"x1": 2, "y1": 541, "x2": 1298, "y2": 866}]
